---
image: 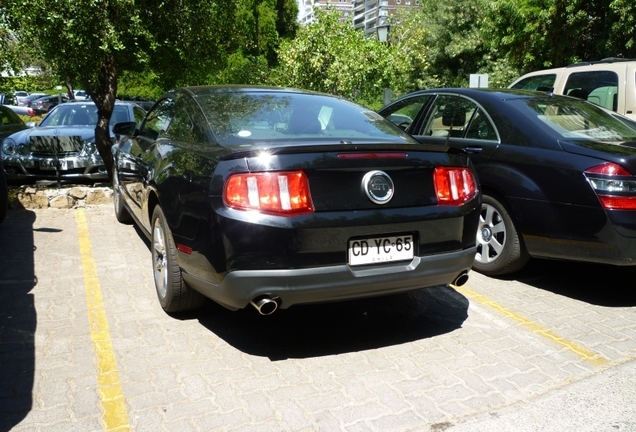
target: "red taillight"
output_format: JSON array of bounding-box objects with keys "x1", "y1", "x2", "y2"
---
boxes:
[
  {"x1": 434, "y1": 167, "x2": 478, "y2": 205},
  {"x1": 584, "y1": 163, "x2": 636, "y2": 210},
  {"x1": 597, "y1": 195, "x2": 636, "y2": 210},
  {"x1": 584, "y1": 162, "x2": 632, "y2": 176},
  {"x1": 224, "y1": 171, "x2": 314, "y2": 216}
]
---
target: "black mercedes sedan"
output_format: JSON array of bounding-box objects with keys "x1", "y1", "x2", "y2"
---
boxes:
[
  {"x1": 379, "y1": 88, "x2": 636, "y2": 276},
  {"x1": 111, "y1": 86, "x2": 481, "y2": 315}
]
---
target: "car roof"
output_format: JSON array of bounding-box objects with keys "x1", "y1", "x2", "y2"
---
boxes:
[
  {"x1": 61, "y1": 100, "x2": 137, "y2": 106},
  {"x1": 405, "y1": 87, "x2": 554, "y2": 102},
  {"x1": 171, "y1": 85, "x2": 338, "y2": 100}
]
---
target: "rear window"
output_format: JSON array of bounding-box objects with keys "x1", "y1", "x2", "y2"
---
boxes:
[
  {"x1": 511, "y1": 74, "x2": 557, "y2": 92},
  {"x1": 514, "y1": 97, "x2": 636, "y2": 141},
  {"x1": 196, "y1": 92, "x2": 416, "y2": 146},
  {"x1": 563, "y1": 71, "x2": 619, "y2": 112}
]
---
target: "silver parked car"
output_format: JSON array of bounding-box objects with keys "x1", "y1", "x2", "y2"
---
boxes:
[
  {"x1": 12, "y1": 91, "x2": 30, "y2": 106},
  {"x1": 1, "y1": 101, "x2": 146, "y2": 183}
]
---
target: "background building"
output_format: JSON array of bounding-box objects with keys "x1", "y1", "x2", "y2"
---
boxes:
[
  {"x1": 299, "y1": 0, "x2": 419, "y2": 31},
  {"x1": 299, "y1": 0, "x2": 354, "y2": 25}
]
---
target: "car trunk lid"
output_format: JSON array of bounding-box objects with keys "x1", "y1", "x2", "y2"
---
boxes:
[
  {"x1": 225, "y1": 144, "x2": 471, "y2": 212},
  {"x1": 559, "y1": 139, "x2": 636, "y2": 174}
]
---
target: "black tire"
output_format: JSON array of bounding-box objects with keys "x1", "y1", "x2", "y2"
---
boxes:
[
  {"x1": 151, "y1": 206, "x2": 205, "y2": 313},
  {"x1": 473, "y1": 194, "x2": 529, "y2": 276},
  {"x1": 0, "y1": 168, "x2": 7, "y2": 225},
  {"x1": 112, "y1": 167, "x2": 133, "y2": 224}
]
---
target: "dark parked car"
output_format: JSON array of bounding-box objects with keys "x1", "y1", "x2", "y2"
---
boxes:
[
  {"x1": 32, "y1": 94, "x2": 69, "y2": 113},
  {"x1": 2, "y1": 101, "x2": 146, "y2": 182},
  {"x1": 112, "y1": 85, "x2": 480, "y2": 315},
  {"x1": 0, "y1": 93, "x2": 14, "y2": 105},
  {"x1": 0, "y1": 165, "x2": 7, "y2": 225},
  {"x1": 18, "y1": 93, "x2": 46, "y2": 107},
  {"x1": 0, "y1": 105, "x2": 28, "y2": 139},
  {"x1": 379, "y1": 88, "x2": 636, "y2": 276}
]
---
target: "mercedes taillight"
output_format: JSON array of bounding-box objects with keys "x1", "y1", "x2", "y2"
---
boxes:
[{"x1": 584, "y1": 162, "x2": 636, "y2": 210}]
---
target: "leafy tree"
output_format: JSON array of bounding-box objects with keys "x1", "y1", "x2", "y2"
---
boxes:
[
  {"x1": 117, "y1": 69, "x2": 163, "y2": 101},
  {"x1": 274, "y1": 9, "x2": 402, "y2": 106},
  {"x1": 1, "y1": 0, "x2": 234, "y2": 179},
  {"x1": 386, "y1": 0, "x2": 519, "y2": 90},
  {"x1": 609, "y1": 0, "x2": 635, "y2": 56},
  {"x1": 483, "y1": 0, "x2": 636, "y2": 73},
  {"x1": 211, "y1": 0, "x2": 298, "y2": 84}
]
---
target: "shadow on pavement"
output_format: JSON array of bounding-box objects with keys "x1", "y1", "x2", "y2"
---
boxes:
[
  {"x1": 501, "y1": 258, "x2": 636, "y2": 307},
  {"x1": 130, "y1": 222, "x2": 470, "y2": 360},
  {"x1": 0, "y1": 209, "x2": 37, "y2": 432},
  {"x1": 188, "y1": 285, "x2": 469, "y2": 361}
]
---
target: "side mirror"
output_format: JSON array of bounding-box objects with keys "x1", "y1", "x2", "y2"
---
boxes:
[
  {"x1": 25, "y1": 121, "x2": 37, "y2": 128},
  {"x1": 113, "y1": 121, "x2": 137, "y2": 136}
]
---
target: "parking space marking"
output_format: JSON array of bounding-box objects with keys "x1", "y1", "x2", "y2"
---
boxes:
[
  {"x1": 76, "y1": 210, "x2": 131, "y2": 431},
  {"x1": 455, "y1": 285, "x2": 608, "y2": 366}
]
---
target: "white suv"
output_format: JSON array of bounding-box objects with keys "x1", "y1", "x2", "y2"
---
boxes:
[
  {"x1": 509, "y1": 58, "x2": 636, "y2": 121},
  {"x1": 73, "y1": 90, "x2": 88, "y2": 100}
]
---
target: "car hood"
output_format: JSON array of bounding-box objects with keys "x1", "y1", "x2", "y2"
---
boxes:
[
  {"x1": 0, "y1": 123, "x2": 27, "y2": 140},
  {"x1": 559, "y1": 139, "x2": 636, "y2": 172},
  {"x1": 8, "y1": 125, "x2": 114, "y2": 143}
]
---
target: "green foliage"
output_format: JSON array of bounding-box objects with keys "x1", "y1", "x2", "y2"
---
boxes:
[
  {"x1": 117, "y1": 70, "x2": 163, "y2": 100},
  {"x1": 1, "y1": 0, "x2": 634, "y2": 117},
  {"x1": 18, "y1": 114, "x2": 43, "y2": 124},
  {"x1": 0, "y1": 74, "x2": 60, "y2": 95},
  {"x1": 274, "y1": 9, "x2": 400, "y2": 105},
  {"x1": 212, "y1": 0, "x2": 297, "y2": 83},
  {"x1": 483, "y1": 0, "x2": 636, "y2": 73},
  {"x1": 386, "y1": 0, "x2": 520, "y2": 91},
  {"x1": 211, "y1": 53, "x2": 272, "y2": 85}
]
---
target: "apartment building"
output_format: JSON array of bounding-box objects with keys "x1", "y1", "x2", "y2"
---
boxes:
[
  {"x1": 299, "y1": 0, "x2": 354, "y2": 25},
  {"x1": 299, "y1": 0, "x2": 419, "y2": 33}
]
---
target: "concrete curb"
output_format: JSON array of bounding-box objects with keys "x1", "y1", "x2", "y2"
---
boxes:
[{"x1": 9, "y1": 185, "x2": 113, "y2": 210}]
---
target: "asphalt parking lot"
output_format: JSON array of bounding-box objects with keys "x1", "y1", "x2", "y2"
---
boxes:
[{"x1": 1, "y1": 205, "x2": 635, "y2": 432}]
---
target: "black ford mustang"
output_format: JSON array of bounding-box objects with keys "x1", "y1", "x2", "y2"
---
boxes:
[{"x1": 112, "y1": 86, "x2": 480, "y2": 315}]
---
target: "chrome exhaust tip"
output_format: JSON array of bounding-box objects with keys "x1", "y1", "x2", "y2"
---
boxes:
[
  {"x1": 250, "y1": 296, "x2": 280, "y2": 315},
  {"x1": 453, "y1": 271, "x2": 469, "y2": 287}
]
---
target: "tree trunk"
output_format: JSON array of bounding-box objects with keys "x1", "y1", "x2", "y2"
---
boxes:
[
  {"x1": 64, "y1": 76, "x2": 74, "y2": 100},
  {"x1": 91, "y1": 54, "x2": 118, "y2": 184}
]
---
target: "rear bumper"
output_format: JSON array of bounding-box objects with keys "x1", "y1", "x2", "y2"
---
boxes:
[{"x1": 182, "y1": 247, "x2": 476, "y2": 310}]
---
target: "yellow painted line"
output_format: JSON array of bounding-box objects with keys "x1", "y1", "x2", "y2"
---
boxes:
[
  {"x1": 76, "y1": 210, "x2": 131, "y2": 431},
  {"x1": 454, "y1": 285, "x2": 608, "y2": 366}
]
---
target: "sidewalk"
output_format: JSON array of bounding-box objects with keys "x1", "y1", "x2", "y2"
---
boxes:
[{"x1": 1, "y1": 205, "x2": 636, "y2": 431}]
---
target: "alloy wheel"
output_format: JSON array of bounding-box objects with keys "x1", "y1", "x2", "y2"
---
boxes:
[
  {"x1": 152, "y1": 218, "x2": 168, "y2": 299},
  {"x1": 475, "y1": 202, "x2": 506, "y2": 264}
]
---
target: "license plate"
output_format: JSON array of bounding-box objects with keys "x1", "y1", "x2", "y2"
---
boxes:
[
  {"x1": 348, "y1": 235, "x2": 414, "y2": 266},
  {"x1": 39, "y1": 159, "x2": 67, "y2": 170}
]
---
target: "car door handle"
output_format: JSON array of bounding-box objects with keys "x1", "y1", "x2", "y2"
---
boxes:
[{"x1": 461, "y1": 146, "x2": 483, "y2": 155}]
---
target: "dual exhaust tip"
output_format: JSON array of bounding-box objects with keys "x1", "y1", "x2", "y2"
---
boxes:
[
  {"x1": 250, "y1": 296, "x2": 280, "y2": 315},
  {"x1": 453, "y1": 271, "x2": 469, "y2": 287},
  {"x1": 250, "y1": 271, "x2": 469, "y2": 316}
]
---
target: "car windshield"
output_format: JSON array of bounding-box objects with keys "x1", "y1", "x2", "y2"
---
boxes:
[
  {"x1": 39, "y1": 104, "x2": 129, "y2": 127},
  {"x1": 515, "y1": 97, "x2": 636, "y2": 141},
  {"x1": 196, "y1": 91, "x2": 416, "y2": 146}
]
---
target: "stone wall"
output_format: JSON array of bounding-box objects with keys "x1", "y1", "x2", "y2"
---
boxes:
[{"x1": 12, "y1": 186, "x2": 113, "y2": 210}]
